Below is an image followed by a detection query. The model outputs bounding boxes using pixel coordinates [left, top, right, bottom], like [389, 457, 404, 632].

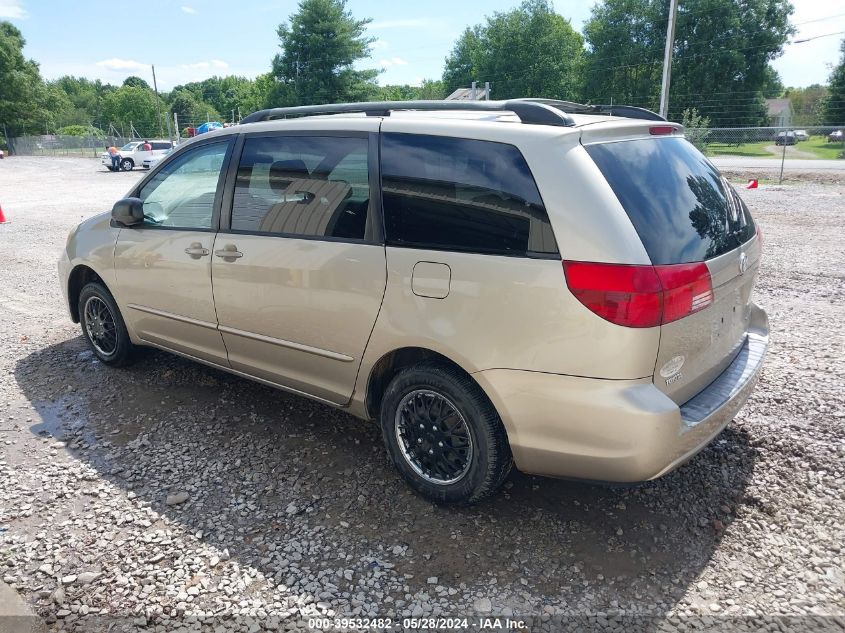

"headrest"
[269, 159, 309, 193]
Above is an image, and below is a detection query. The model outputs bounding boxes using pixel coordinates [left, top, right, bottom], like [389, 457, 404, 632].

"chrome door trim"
[217, 325, 355, 362]
[126, 303, 218, 330]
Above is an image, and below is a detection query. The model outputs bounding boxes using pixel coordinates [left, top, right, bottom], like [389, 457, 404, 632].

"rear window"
[381, 133, 558, 257]
[585, 137, 755, 264]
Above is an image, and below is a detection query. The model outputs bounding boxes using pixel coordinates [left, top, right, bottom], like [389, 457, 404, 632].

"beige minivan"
[59, 99, 768, 503]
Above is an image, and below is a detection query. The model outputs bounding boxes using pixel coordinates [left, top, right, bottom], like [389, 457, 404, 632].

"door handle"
[214, 244, 243, 260]
[184, 242, 209, 258]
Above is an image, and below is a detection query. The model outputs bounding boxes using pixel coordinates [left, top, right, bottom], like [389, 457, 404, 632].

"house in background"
[765, 98, 793, 127]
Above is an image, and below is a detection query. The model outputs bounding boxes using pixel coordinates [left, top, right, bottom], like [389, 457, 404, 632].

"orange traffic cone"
[746, 179, 758, 189]
[0, 203, 7, 224]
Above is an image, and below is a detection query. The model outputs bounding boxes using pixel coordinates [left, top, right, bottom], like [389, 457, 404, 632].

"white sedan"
[142, 148, 172, 169]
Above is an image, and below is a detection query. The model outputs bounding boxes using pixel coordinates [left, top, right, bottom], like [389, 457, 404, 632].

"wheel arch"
[67, 264, 108, 323]
[364, 346, 503, 427]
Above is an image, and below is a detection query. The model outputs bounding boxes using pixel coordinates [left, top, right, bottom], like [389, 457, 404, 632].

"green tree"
[761, 66, 785, 98]
[102, 86, 160, 137]
[784, 84, 828, 127]
[417, 79, 445, 100]
[270, 0, 379, 106]
[0, 21, 50, 135]
[50, 76, 115, 128]
[168, 88, 220, 127]
[370, 80, 446, 102]
[824, 37, 845, 125]
[56, 124, 104, 136]
[123, 76, 151, 90]
[443, 27, 482, 94]
[171, 75, 264, 120]
[443, 0, 583, 100]
[373, 84, 419, 101]
[583, 0, 794, 126]
[680, 107, 710, 152]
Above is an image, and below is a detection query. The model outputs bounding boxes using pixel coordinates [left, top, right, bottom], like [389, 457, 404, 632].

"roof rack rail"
[516, 98, 666, 122]
[239, 100, 577, 127]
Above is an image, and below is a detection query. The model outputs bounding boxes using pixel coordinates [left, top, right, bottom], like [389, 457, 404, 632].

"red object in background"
[746, 179, 758, 189]
[0, 203, 7, 224]
[186, 127, 196, 138]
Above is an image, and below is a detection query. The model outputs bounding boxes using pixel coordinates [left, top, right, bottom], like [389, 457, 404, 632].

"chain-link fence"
[6, 134, 193, 157]
[7, 135, 135, 158]
[706, 125, 842, 146]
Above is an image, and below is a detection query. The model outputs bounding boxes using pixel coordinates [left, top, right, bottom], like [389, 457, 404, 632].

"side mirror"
[111, 197, 144, 227]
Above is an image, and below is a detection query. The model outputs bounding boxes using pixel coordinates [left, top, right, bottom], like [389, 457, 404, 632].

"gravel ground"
[0, 157, 843, 632]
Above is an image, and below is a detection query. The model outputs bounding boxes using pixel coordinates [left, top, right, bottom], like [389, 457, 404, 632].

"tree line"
[2, 0, 845, 143]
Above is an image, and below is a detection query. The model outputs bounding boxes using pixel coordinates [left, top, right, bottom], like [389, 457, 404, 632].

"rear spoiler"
[513, 99, 666, 122]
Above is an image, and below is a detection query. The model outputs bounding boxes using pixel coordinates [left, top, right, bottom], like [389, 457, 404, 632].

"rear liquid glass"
[585, 137, 755, 265]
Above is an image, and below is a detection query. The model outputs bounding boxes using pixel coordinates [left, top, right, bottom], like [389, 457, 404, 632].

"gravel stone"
[165, 491, 190, 506]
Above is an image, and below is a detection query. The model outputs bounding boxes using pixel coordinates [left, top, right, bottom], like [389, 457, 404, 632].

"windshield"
[120, 142, 140, 151]
[586, 137, 755, 265]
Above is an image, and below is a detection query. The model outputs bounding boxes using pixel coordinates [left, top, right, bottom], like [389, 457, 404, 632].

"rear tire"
[78, 282, 134, 366]
[379, 362, 512, 504]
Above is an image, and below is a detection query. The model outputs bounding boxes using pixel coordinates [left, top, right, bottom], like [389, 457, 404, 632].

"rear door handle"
[184, 242, 209, 258]
[214, 244, 243, 260]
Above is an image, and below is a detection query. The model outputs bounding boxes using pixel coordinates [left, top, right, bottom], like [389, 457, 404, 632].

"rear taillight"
[654, 262, 714, 324]
[562, 261, 713, 328]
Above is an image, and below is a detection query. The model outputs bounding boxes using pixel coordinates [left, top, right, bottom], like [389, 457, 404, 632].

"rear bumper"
[474, 303, 769, 482]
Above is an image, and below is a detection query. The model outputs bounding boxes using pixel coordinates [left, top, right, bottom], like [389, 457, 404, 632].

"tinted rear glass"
[381, 133, 558, 257]
[586, 137, 755, 264]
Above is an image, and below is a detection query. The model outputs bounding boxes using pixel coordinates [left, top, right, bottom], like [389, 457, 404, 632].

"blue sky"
[1, 0, 842, 91]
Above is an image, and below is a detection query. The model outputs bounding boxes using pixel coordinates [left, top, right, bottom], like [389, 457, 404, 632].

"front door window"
[137, 141, 229, 229]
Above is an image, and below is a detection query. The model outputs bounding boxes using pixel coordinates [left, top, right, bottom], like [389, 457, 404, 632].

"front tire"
[120, 158, 133, 171]
[380, 363, 512, 504]
[78, 282, 134, 366]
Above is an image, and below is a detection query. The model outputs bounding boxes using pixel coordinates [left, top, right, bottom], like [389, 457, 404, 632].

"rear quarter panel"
[356, 247, 661, 406]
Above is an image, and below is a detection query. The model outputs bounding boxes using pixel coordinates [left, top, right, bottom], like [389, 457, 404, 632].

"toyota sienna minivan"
[59, 99, 768, 503]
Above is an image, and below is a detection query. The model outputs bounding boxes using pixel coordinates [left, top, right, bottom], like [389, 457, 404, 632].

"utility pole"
[151, 65, 164, 137]
[659, 0, 679, 120]
[471, 81, 477, 101]
[484, 81, 490, 101]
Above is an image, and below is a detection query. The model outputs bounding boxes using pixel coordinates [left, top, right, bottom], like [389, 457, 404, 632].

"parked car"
[775, 131, 797, 146]
[828, 130, 844, 143]
[60, 100, 768, 504]
[142, 148, 172, 169]
[101, 140, 174, 171]
[793, 129, 809, 141]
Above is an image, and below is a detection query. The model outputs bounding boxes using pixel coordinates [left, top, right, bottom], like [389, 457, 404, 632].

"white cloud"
[96, 58, 148, 71]
[369, 18, 437, 30]
[181, 5, 197, 14]
[180, 59, 228, 70]
[0, 0, 27, 19]
[379, 57, 409, 68]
